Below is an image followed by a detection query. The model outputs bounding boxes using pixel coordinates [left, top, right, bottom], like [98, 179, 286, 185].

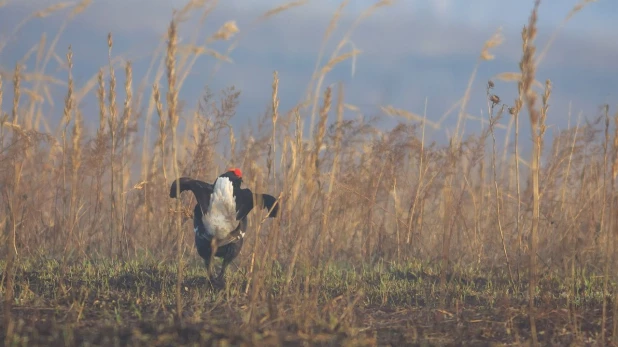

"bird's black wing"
[259, 193, 279, 218]
[235, 188, 279, 221]
[169, 177, 213, 215]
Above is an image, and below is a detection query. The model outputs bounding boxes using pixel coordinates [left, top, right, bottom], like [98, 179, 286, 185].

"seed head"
[489, 94, 500, 105]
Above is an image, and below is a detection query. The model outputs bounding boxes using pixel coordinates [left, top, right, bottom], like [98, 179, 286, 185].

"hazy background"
[1, 0, 616, 152]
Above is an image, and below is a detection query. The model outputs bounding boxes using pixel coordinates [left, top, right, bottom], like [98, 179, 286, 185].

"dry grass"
[1, 0, 616, 346]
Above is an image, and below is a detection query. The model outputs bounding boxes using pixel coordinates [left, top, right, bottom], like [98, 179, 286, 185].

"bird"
[169, 168, 279, 287]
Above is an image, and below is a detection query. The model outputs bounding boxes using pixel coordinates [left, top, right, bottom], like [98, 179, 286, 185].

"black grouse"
[169, 168, 279, 286]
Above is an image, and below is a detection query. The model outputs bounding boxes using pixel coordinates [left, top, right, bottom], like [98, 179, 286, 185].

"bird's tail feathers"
[203, 177, 239, 240]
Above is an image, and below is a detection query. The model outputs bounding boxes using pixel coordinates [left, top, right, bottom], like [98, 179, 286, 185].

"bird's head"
[218, 167, 243, 189]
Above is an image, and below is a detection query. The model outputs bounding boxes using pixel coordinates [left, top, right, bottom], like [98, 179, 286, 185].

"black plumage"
[169, 168, 279, 286]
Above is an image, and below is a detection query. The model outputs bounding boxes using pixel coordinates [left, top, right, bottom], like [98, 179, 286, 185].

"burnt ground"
[1, 259, 614, 346]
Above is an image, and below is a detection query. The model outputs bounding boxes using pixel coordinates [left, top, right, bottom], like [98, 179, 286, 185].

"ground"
[0, 258, 612, 346]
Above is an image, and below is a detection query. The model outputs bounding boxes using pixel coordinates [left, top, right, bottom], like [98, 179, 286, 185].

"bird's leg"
[208, 238, 219, 285]
[216, 258, 231, 287]
[204, 256, 213, 279]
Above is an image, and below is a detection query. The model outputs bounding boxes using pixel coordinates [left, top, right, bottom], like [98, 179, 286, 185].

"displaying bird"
[169, 168, 279, 287]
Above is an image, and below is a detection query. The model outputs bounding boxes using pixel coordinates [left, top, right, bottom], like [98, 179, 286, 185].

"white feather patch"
[202, 176, 239, 240]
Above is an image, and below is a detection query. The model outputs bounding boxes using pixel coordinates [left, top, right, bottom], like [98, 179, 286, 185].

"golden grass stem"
[120, 61, 133, 257]
[3, 63, 22, 346]
[107, 33, 118, 258]
[486, 90, 514, 286]
[164, 18, 184, 325]
[520, 2, 542, 345]
[601, 104, 610, 343]
[612, 111, 618, 342]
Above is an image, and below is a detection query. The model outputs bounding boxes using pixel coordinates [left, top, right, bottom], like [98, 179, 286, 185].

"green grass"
[1, 257, 612, 346]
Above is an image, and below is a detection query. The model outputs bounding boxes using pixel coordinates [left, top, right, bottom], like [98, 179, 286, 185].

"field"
[1, 0, 617, 346]
[1, 258, 612, 345]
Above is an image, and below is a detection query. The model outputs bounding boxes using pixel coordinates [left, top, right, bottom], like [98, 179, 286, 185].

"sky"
[0, 0, 616, 153]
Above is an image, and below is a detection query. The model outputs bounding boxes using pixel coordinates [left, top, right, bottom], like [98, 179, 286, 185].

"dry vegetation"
[1, 0, 617, 346]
